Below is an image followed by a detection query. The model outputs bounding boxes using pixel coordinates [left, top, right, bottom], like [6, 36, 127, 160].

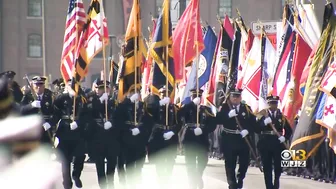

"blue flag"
[181, 26, 217, 105]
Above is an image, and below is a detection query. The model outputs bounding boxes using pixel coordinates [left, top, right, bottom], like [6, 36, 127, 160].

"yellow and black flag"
[117, 0, 147, 102]
[72, 0, 109, 93]
[149, 0, 175, 99]
[290, 3, 336, 158]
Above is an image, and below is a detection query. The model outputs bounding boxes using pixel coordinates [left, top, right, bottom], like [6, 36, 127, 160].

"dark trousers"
[148, 143, 177, 188]
[95, 153, 118, 188]
[58, 139, 85, 189]
[184, 144, 208, 189]
[124, 145, 146, 186]
[117, 148, 126, 185]
[222, 146, 250, 189]
[259, 148, 282, 189]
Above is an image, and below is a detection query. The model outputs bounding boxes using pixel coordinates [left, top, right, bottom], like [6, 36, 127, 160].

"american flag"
[60, 0, 86, 82]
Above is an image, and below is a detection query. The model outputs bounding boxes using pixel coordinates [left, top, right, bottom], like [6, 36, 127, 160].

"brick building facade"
[0, 0, 325, 87]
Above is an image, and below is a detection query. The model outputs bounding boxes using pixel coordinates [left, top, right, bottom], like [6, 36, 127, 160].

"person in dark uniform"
[216, 88, 257, 189]
[84, 86, 96, 163]
[256, 95, 292, 189]
[0, 71, 23, 103]
[114, 86, 153, 187]
[52, 78, 65, 95]
[52, 80, 87, 189]
[178, 88, 216, 189]
[147, 86, 182, 188]
[20, 76, 54, 146]
[87, 80, 120, 189]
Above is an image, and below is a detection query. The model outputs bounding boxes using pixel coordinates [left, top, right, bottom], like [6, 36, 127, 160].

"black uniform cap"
[0, 78, 14, 112]
[96, 80, 110, 88]
[230, 88, 243, 95]
[32, 76, 46, 84]
[267, 95, 280, 103]
[190, 88, 203, 96]
[0, 71, 16, 79]
[159, 86, 170, 93]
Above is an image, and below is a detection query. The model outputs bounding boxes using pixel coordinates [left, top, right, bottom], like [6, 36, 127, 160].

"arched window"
[28, 0, 42, 17]
[218, 0, 232, 18]
[28, 34, 42, 58]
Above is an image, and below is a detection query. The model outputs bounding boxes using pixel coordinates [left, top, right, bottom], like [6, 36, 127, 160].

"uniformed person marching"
[114, 86, 153, 187]
[20, 76, 54, 146]
[256, 95, 292, 189]
[0, 71, 23, 103]
[216, 88, 257, 189]
[178, 88, 216, 189]
[147, 86, 182, 188]
[52, 80, 87, 189]
[87, 80, 120, 189]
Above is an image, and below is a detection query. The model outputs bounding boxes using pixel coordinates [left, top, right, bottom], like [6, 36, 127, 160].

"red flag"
[223, 15, 234, 40]
[172, 0, 204, 82]
[299, 43, 318, 98]
[282, 33, 312, 127]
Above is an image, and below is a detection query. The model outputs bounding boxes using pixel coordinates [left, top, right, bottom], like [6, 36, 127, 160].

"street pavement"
[55, 156, 336, 189]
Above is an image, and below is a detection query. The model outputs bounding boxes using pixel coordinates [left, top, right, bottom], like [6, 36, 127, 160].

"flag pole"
[165, 0, 169, 127]
[196, 1, 200, 128]
[103, 38, 108, 121]
[42, 0, 47, 77]
[134, 33, 138, 126]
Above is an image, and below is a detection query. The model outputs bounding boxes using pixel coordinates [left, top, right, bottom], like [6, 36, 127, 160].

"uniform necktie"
[37, 95, 41, 101]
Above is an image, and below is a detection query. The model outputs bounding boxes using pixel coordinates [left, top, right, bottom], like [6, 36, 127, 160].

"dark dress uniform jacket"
[20, 89, 54, 143]
[148, 103, 182, 153]
[114, 98, 153, 149]
[217, 102, 257, 150]
[178, 103, 217, 149]
[87, 94, 120, 155]
[52, 93, 87, 141]
[256, 109, 292, 150]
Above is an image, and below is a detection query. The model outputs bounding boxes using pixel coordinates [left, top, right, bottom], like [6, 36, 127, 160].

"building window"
[218, 0, 232, 17]
[28, 34, 42, 58]
[28, 0, 42, 17]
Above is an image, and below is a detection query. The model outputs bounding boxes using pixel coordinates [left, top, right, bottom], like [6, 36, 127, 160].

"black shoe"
[73, 177, 83, 188]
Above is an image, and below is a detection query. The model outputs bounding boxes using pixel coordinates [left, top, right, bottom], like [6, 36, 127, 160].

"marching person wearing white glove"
[216, 88, 258, 189]
[114, 85, 148, 187]
[52, 78, 87, 189]
[178, 88, 216, 189]
[146, 86, 182, 188]
[86, 80, 121, 187]
[20, 75, 55, 146]
[256, 95, 293, 189]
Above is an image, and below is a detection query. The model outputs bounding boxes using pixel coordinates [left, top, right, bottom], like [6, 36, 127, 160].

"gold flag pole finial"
[236, 8, 241, 17]
[216, 14, 222, 25]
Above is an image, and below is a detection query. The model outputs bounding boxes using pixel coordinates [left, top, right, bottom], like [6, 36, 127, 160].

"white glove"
[99, 93, 109, 103]
[42, 122, 51, 131]
[159, 97, 170, 106]
[278, 136, 286, 143]
[228, 109, 238, 118]
[130, 93, 140, 103]
[240, 129, 249, 138]
[163, 131, 175, 140]
[104, 121, 112, 130]
[194, 127, 203, 136]
[131, 128, 140, 136]
[264, 117, 272, 126]
[70, 121, 78, 130]
[192, 97, 200, 105]
[68, 88, 76, 97]
[54, 137, 59, 148]
[31, 100, 41, 108]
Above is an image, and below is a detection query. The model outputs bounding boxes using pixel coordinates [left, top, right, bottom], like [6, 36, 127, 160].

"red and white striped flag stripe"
[60, 0, 86, 82]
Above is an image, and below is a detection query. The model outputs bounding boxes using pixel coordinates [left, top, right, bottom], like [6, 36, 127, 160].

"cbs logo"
[281, 149, 307, 161]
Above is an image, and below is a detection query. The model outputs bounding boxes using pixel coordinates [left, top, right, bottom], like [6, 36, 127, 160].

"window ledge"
[26, 57, 43, 60]
[26, 16, 42, 19]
